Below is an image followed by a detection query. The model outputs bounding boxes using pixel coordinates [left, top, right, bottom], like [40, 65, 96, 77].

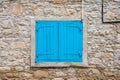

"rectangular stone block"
[6, 73, 19, 78]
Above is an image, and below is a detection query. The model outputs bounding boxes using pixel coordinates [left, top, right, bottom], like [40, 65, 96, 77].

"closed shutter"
[35, 21, 83, 63]
[59, 21, 83, 62]
[35, 21, 58, 62]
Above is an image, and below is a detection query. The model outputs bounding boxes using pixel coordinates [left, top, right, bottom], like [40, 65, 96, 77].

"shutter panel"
[35, 21, 83, 63]
[59, 21, 83, 62]
[35, 21, 58, 62]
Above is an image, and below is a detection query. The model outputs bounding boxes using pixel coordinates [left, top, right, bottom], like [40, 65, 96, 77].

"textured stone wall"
[103, 0, 120, 22]
[0, 0, 120, 80]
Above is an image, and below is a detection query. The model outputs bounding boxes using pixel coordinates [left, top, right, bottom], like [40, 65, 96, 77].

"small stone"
[0, 51, 9, 57]
[21, 72, 32, 78]
[33, 70, 49, 78]
[12, 41, 25, 49]
[0, 41, 8, 48]
[68, 78, 77, 80]
[67, 68, 76, 77]
[53, 0, 59, 4]
[34, 8, 44, 16]
[29, 6, 36, 11]
[20, 0, 29, 3]
[29, 79, 38, 80]
[103, 53, 114, 58]
[104, 72, 116, 77]
[0, 67, 11, 73]
[52, 78, 64, 80]
[118, 34, 120, 41]
[6, 73, 19, 78]
[15, 66, 24, 71]
[8, 3, 23, 16]
[89, 69, 100, 74]
[78, 77, 86, 80]
[90, 58, 101, 64]
[55, 71, 66, 77]
[1, 20, 11, 29]
[3, 29, 12, 35]
[95, 53, 102, 58]
[65, 9, 77, 16]
[41, 78, 50, 80]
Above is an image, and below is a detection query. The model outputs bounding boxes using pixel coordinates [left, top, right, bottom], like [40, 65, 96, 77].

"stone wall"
[103, 0, 120, 22]
[0, 0, 120, 80]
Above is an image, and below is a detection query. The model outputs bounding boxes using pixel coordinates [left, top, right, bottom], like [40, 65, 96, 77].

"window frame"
[31, 18, 88, 67]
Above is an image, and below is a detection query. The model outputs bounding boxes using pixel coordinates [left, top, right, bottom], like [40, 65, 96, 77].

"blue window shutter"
[35, 21, 58, 62]
[59, 21, 83, 62]
[35, 21, 83, 62]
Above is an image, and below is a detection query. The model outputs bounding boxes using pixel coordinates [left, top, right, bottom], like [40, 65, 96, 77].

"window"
[31, 20, 88, 67]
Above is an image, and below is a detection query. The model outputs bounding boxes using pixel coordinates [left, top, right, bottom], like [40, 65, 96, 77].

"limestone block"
[8, 3, 23, 16]
[65, 9, 77, 16]
[21, 72, 32, 78]
[55, 71, 66, 77]
[95, 53, 102, 58]
[102, 53, 114, 58]
[104, 72, 116, 77]
[0, 51, 9, 57]
[89, 69, 100, 74]
[0, 41, 8, 49]
[3, 29, 12, 35]
[33, 70, 49, 78]
[90, 58, 101, 64]
[34, 8, 44, 16]
[40, 78, 50, 80]
[6, 72, 19, 78]
[28, 79, 38, 80]
[52, 78, 64, 80]
[12, 41, 25, 49]
[68, 78, 77, 80]
[0, 67, 11, 73]
[78, 77, 87, 80]
[15, 66, 24, 71]
[20, 0, 29, 3]
[1, 20, 12, 29]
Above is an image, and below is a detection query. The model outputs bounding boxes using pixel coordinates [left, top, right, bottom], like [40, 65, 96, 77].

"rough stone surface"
[21, 0, 29, 3]
[55, 71, 67, 77]
[6, 73, 19, 78]
[0, 67, 11, 73]
[0, 0, 120, 80]
[12, 41, 26, 49]
[52, 78, 64, 80]
[8, 3, 23, 16]
[103, 0, 120, 21]
[33, 70, 49, 78]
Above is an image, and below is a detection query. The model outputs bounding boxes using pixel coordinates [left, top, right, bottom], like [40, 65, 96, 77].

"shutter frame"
[31, 19, 88, 67]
